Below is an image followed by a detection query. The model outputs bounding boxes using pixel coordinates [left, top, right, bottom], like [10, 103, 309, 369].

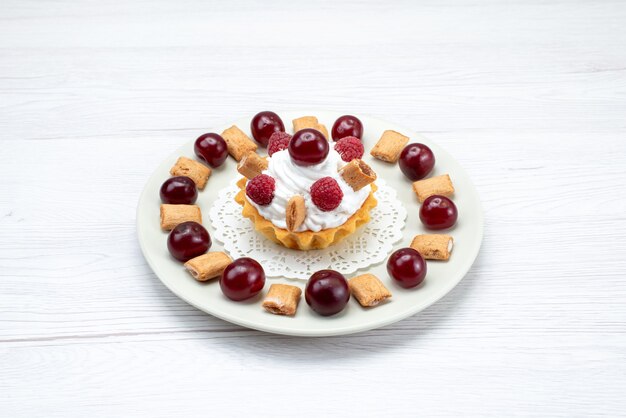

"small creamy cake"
[250, 148, 369, 232]
[234, 128, 377, 250]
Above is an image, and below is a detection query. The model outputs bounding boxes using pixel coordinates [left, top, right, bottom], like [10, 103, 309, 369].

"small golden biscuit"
[160, 204, 202, 230]
[292, 116, 328, 138]
[348, 274, 392, 307]
[316, 123, 329, 139]
[221, 125, 258, 161]
[169, 157, 211, 190]
[237, 151, 268, 179]
[286, 195, 306, 232]
[370, 130, 409, 163]
[339, 159, 377, 191]
[262, 284, 302, 316]
[412, 174, 455, 203]
[184, 252, 232, 282]
[410, 234, 453, 260]
[292, 116, 318, 132]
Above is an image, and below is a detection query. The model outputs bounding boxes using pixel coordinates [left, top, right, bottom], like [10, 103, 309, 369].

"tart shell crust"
[234, 177, 378, 250]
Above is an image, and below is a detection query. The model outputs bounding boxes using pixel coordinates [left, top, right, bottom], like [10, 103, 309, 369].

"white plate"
[137, 111, 483, 337]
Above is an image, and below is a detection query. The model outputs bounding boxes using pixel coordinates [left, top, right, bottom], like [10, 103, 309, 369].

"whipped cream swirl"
[246, 149, 371, 232]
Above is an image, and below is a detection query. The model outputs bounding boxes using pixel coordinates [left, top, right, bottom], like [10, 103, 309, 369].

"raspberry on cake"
[246, 174, 276, 206]
[311, 177, 343, 211]
[267, 131, 292, 156]
[334, 136, 364, 162]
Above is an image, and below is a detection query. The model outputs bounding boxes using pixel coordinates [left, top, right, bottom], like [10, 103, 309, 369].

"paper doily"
[209, 178, 407, 281]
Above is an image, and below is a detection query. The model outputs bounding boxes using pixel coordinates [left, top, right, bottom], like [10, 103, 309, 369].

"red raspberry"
[334, 136, 364, 162]
[246, 174, 275, 206]
[310, 177, 343, 211]
[267, 131, 292, 156]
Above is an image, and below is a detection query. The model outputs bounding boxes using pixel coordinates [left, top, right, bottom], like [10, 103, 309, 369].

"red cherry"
[331, 115, 363, 141]
[305, 270, 350, 316]
[160, 176, 197, 204]
[167, 221, 211, 262]
[250, 111, 285, 147]
[399, 143, 435, 181]
[288, 128, 329, 166]
[194, 133, 228, 168]
[220, 258, 265, 301]
[419, 195, 458, 230]
[387, 248, 427, 289]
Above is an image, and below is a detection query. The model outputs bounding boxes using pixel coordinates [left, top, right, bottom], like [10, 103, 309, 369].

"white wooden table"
[2, 1, 625, 416]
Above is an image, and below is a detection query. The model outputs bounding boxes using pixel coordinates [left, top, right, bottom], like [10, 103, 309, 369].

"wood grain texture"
[1, 0, 625, 416]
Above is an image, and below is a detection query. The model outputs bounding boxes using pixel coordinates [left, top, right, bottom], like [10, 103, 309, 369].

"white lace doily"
[209, 178, 407, 281]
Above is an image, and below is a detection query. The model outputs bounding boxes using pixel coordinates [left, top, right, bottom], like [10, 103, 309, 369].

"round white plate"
[137, 111, 483, 337]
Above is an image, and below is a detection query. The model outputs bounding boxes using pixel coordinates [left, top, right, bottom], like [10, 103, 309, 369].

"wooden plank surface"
[1, 0, 625, 416]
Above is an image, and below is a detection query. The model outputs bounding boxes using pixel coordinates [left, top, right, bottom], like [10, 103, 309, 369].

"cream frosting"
[246, 149, 371, 232]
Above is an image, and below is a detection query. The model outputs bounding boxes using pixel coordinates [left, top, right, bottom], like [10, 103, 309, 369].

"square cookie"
[349, 274, 392, 307]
